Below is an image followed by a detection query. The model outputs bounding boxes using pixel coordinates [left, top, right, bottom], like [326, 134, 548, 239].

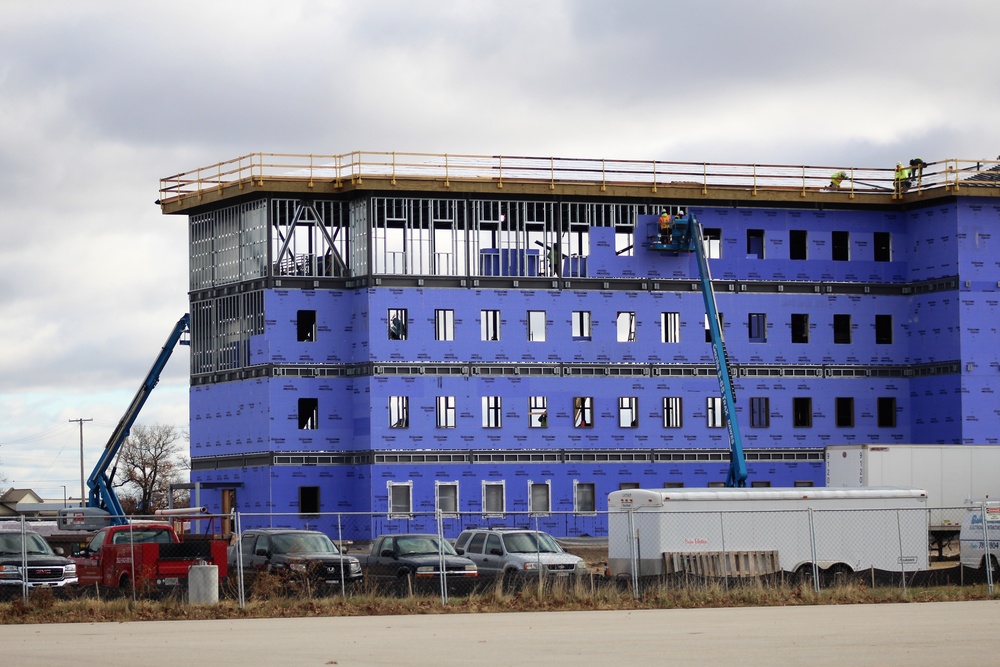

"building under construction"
[158, 152, 1000, 538]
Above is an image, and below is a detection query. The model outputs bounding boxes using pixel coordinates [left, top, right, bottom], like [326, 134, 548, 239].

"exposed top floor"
[159, 151, 1000, 215]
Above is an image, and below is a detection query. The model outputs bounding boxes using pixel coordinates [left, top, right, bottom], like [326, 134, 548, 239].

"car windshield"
[502, 532, 562, 554]
[395, 536, 456, 556]
[0, 533, 55, 555]
[111, 529, 173, 544]
[271, 533, 338, 555]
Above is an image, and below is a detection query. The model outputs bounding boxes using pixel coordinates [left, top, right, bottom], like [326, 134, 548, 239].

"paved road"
[3, 601, 997, 666]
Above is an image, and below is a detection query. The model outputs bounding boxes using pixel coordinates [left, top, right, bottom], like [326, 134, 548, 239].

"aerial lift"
[643, 213, 748, 487]
[60, 314, 191, 528]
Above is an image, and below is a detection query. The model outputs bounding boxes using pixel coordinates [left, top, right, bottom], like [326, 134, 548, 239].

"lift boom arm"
[86, 314, 191, 523]
[644, 214, 747, 487]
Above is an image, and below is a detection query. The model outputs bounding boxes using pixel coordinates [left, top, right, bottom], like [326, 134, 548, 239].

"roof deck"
[158, 151, 1000, 214]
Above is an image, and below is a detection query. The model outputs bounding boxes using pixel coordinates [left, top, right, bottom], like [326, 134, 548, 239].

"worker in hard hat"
[658, 211, 672, 245]
[894, 162, 912, 194]
[829, 171, 848, 190]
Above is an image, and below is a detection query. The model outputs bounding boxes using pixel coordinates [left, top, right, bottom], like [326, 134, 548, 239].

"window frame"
[436, 395, 456, 429]
[706, 396, 724, 428]
[434, 309, 455, 341]
[574, 481, 597, 514]
[482, 395, 502, 428]
[572, 310, 592, 340]
[749, 397, 770, 428]
[387, 480, 413, 519]
[482, 480, 506, 517]
[388, 308, 408, 340]
[661, 311, 680, 343]
[529, 396, 548, 428]
[573, 396, 594, 428]
[663, 396, 683, 428]
[481, 309, 501, 341]
[527, 310, 546, 342]
[528, 480, 551, 515]
[389, 395, 409, 429]
[618, 396, 639, 428]
[435, 481, 459, 515]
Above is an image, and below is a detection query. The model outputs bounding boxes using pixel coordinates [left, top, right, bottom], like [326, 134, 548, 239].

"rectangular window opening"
[575, 482, 596, 513]
[618, 396, 639, 428]
[832, 231, 850, 261]
[663, 396, 683, 428]
[482, 396, 502, 428]
[661, 312, 680, 343]
[298, 398, 318, 430]
[789, 230, 807, 260]
[436, 396, 456, 428]
[748, 313, 767, 343]
[529, 396, 548, 428]
[836, 397, 854, 428]
[706, 397, 724, 428]
[834, 314, 852, 345]
[388, 482, 412, 517]
[791, 313, 809, 344]
[878, 397, 897, 428]
[528, 310, 546, 342]
[529, 482, 550, 514]
[874, 232, 891, 262]
[296, 310, 317, 342]
[481, 309, 501, 341]
[703, 228, 722, 259]
[388, 308, 408, 340]
[617, 311, 636, 342]
[750, 397, 770, 428]
[299, 486, 319, 517]
[747, 229, 764, 259]
[436, 482, 458, 514]
[875, 314, 893, 345]
[483, 482, 505, 516]
[435, 309, 455, 341]
[389, 396, 409, 428]
[793, 397, 813, 428]
[572, 311, 592, 341]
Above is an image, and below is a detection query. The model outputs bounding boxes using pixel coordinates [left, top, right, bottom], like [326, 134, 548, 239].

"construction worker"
[894, 162, 912, 194]
[909, 158, 927, 184]
[829, 171, 848, 189]
[658, 211, 672, 245]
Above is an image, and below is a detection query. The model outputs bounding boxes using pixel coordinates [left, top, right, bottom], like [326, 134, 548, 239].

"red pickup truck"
[73, 523, 227, 594]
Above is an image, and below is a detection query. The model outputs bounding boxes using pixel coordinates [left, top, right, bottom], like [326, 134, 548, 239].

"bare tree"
[112, 423, 187, 515]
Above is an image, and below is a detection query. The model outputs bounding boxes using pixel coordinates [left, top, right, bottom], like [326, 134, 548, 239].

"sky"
[1, 0, 999, 501]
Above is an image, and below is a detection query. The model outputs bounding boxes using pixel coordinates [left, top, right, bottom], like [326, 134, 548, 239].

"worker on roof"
[829, 171, 848, 190]
[658, 211, 672, 245]
[909, 157, 927, 184]
[894, 162, 912, 194]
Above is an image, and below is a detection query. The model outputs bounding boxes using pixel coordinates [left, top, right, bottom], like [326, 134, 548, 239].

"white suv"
[454, 529, 587, 587]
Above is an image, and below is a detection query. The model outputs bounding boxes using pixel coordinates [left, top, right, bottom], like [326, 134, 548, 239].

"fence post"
[808, 508, 819, 593]
[628, 508, 639, 599]
[896, 509, 908, 595]
[235, 510, 245, 609]
[337, 513, 346, 598]
[19, 516, 28, 605]
[981, 502, 994, 594]
[719, 512, 729, 592]
[436, 509, 448, 605]
[534, 514, 543, 595]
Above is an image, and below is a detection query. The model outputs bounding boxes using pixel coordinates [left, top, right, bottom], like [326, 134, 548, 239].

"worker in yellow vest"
[894, 162, 912, 193]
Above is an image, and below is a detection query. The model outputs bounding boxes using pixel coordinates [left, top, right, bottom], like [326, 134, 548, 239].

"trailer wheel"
[981, 555, 1000, 577]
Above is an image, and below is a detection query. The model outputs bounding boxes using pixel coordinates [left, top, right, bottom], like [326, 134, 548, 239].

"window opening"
[618, 396, 639, 428]
[388, 308, 407, 340]
[663, 397, 683, 428]
[789, 230, 807, 260]
[836, 397, 854, 428]
[572, 311, 592, 340]
[528, 310, 546, 342]
[834, 314, 852, 344]
[661, 312, 680, 343]
[793, 397, 813, 428]
[435, 309, 454, 341]
[832, 231, 850, 261]
[436, 482, 458, 514]
[875, 314, 893, 345]
[297, 310, 316, 342]
[529, 396, 548, 428]
[878, 397, 897, 428]
[389, 396, 409, 428]
[747, 229, 764, 259]
[482, 396, 502, 428]
[617, 312, 636, 342]
[575, 482, 596, 513]
[483, 481, 505, 516]
[299, 486, 319, 516]
[529, 482, 550, 514]
[573, 397, 594, 428]
[703, 228, 722, 259]
[298, 398, 318, 430]
[750, 397, 769, 428]
[791, 313, 809, 344]
[436, 396, 456, 428]
[706, 397, 724, 428]
[388, 481, 412, 517]
[481, 309, 501, 341]
[874, 232, 891, 262]
[748, 313, 767, 343]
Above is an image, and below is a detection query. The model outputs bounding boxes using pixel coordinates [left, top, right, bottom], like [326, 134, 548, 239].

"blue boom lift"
[642, 213, 748, 487]
[83, 314, 191, 524]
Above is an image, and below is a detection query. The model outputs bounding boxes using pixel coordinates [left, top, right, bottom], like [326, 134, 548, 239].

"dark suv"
[0, 529, 78, 598]
[229, 529, 362, 594]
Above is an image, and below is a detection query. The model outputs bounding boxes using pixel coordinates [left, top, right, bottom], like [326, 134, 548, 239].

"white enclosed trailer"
[607, 487, 929, 578]
[825, 444, 1000, 532]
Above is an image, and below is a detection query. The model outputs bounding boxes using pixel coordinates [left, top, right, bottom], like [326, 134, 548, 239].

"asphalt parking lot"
[2, 600, 998, 666]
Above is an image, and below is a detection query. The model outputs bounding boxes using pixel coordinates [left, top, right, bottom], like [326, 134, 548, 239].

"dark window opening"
[297, 310, 317, 342]
[789, 230, 807, 260]
[834, 314, 852, 344]
[793, 397, 812, 428]
[832, 231, 850, 261]
[298, 398, 318, 430]
[791, 313, 809, 343]
[748, 313, 766, 343]
[299, 486, 320, 516]
[750, 397, 769, 428]
[388, 308, 407, 340]
[875, 314, 893, 345]
[874, 232, 891, 262]
[747, 229, 764, 259]
[878, 397, 897, 428]
[836, 397, 854, 428]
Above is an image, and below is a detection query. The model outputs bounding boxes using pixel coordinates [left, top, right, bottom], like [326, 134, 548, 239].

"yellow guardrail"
[158, 151, 1000, 205]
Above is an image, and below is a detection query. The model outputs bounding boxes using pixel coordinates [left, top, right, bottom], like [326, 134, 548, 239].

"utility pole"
[69, 418, 92, 507]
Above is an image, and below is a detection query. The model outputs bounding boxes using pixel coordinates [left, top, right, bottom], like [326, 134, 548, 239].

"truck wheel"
[118, 575, 133, 598]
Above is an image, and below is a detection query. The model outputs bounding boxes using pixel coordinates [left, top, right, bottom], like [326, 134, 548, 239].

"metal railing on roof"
[158, 151, 1000, 205]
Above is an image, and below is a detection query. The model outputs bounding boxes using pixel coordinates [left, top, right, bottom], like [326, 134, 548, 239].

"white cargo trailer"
[607, 487, 929, 578]
[825, 444, 1000, 535]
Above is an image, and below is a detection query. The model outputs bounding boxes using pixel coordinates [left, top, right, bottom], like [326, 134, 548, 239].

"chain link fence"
[2, 504, 997, 606]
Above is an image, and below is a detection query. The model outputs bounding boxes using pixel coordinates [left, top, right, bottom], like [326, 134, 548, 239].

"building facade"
[159, 152, 1000, 538]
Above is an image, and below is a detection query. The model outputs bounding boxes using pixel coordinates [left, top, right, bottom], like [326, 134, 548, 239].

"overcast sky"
[1, 0, 998, 500]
